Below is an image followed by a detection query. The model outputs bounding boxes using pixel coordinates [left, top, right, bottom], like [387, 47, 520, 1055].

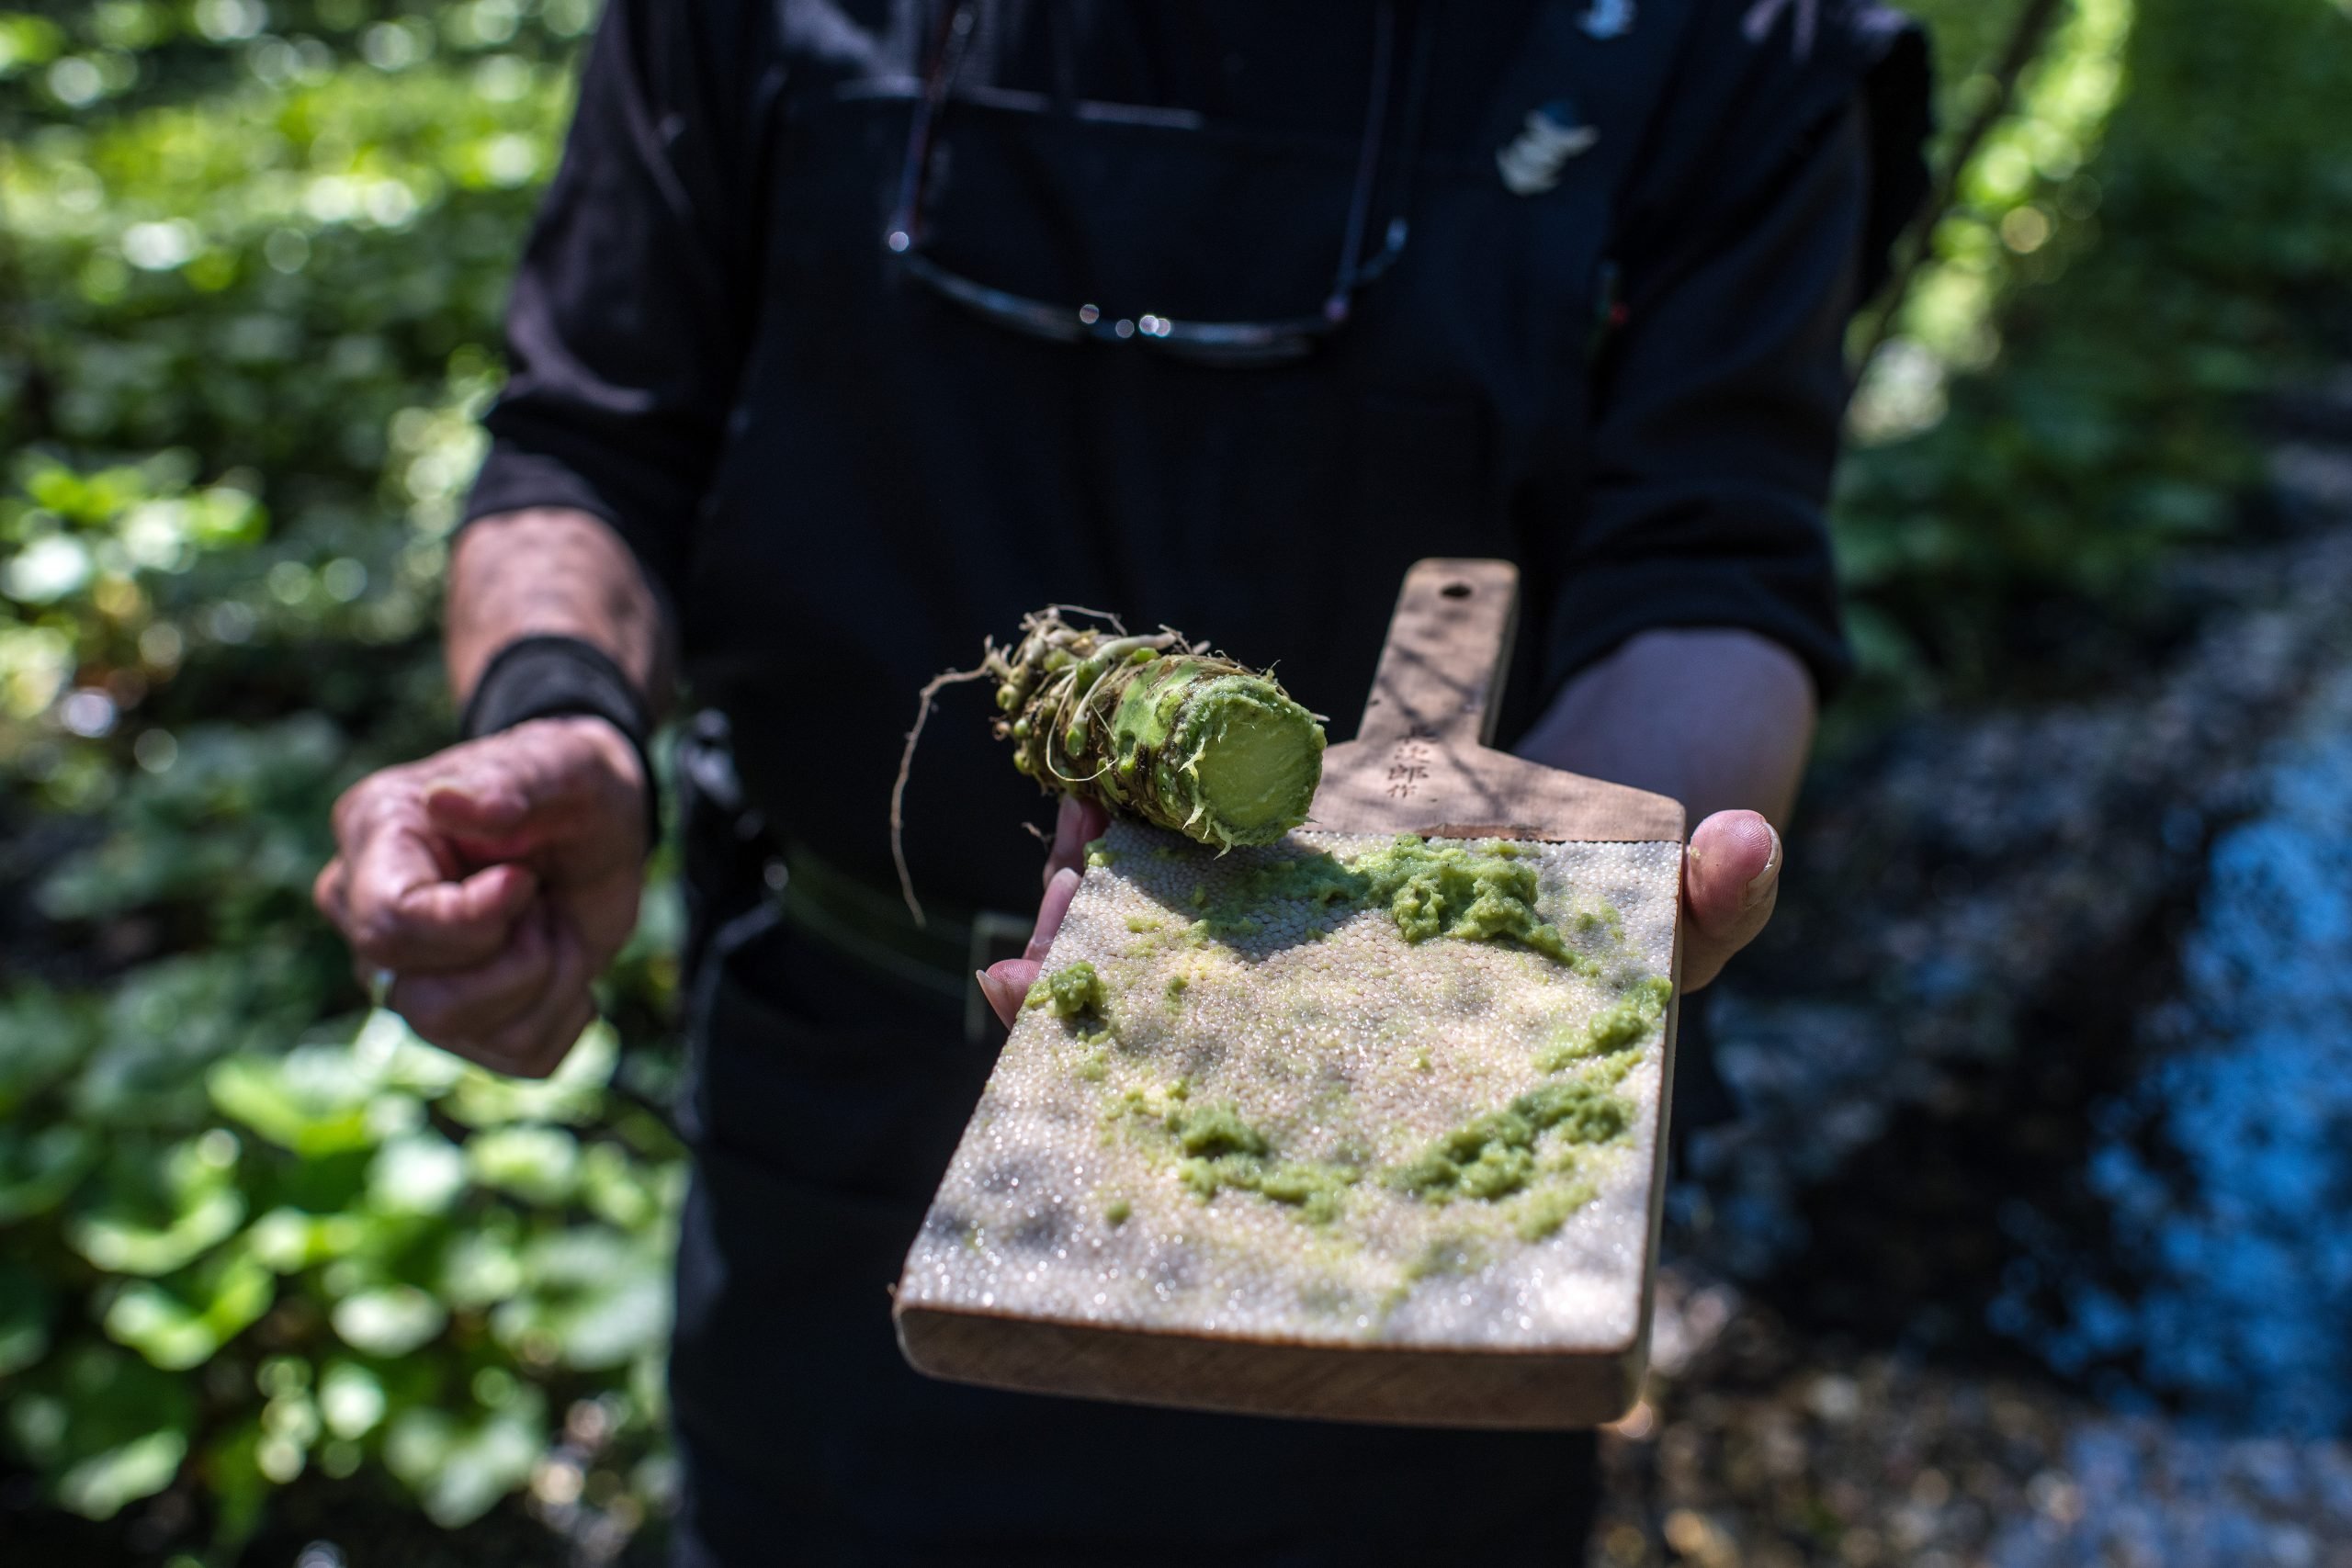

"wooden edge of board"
[1311, 740, 1688, 845]
[1628, 936, 1684, 1416]
[891, 1303, 1645, 1430]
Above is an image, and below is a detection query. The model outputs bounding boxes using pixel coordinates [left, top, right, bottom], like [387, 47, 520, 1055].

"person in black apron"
[315, 3, 1929, 1562]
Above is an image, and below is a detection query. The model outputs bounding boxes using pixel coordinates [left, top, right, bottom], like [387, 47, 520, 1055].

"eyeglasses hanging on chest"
[883, 0, 1430, 368]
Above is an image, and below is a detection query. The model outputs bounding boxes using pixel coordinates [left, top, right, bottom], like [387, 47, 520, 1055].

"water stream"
[1994, 668, 2352, 1438]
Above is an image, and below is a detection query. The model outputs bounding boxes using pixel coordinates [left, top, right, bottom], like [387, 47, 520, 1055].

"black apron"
[679, 2, 1657, 917]
[664, 14, 1635, 1559]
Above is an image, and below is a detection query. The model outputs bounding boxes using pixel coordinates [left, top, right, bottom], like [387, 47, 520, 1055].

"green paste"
[1514, 1177, 1600, 1242]
[1539, 975, 1672, 1070]
[1071, 838, 1673, 1235]
[1387, 1073, 1635, 1204]
[1025, 960, 1107, 1019]
[1353, 837, 1573, 960]
[1192, 835, 1625, 968]
[1117, 1061, 1634, 1227]
[1159, 1101, 1360, 1223]
[1168, 1101, 1265, 1158]
[1572, 904, 1626, 942]
[1402, 1237, 1485, 1284]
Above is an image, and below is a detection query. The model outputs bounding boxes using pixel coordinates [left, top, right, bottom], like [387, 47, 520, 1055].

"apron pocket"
[686, 905, 998, 1202]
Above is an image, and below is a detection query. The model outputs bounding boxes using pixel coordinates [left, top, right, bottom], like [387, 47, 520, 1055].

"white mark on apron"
[1497, 100, 1600, 196]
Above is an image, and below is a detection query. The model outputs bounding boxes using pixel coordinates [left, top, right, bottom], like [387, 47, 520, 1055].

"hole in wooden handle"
[1439, 581, 1473, 600]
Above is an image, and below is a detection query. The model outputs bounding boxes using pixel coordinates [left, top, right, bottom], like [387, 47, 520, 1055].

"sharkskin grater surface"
[899, 820, 1679, 1350]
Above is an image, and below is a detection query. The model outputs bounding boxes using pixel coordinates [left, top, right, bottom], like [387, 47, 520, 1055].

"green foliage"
[0, 3, 684, 1560]
[1838, 0, 2352, 712]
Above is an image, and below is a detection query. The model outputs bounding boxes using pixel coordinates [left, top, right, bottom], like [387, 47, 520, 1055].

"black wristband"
[460, 635, 661, 852]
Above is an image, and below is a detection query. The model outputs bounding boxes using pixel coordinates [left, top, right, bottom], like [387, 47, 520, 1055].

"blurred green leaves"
[102, 1248, 275, 1369]
[1838, 0, 2352, 712]
[8, 1341, 197, 1520]
[385, 1387, 547, 1529]
[2, 981, 684, 1547]
[66, 1134, 248, 1275]
[0, 9, 681, 1555]
[0, 1122, 101, 1224]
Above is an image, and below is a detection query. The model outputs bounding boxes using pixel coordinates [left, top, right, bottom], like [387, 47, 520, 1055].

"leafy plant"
[0, 3, 685, 1560]
[1838, 0, 2352, 716]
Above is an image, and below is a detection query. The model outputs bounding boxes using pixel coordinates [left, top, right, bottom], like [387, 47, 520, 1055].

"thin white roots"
[1038, 628, 1183, 791]
[888, 611, 1141, 923]
[890, 659, 996, 927]
[890, 606, 1256, 923]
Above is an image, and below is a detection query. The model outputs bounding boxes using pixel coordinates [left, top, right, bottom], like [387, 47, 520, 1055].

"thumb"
[1679, 810, 1781, 992]
[419, 724, 616, 852]
[422, 769, 529, 838]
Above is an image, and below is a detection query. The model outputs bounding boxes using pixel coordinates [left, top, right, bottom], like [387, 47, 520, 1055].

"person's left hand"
[973, 797, 1781, 1030]
[1673, 808, 1781, 991]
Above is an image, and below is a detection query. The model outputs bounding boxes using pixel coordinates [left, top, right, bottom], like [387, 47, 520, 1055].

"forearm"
[1515, 628, 1816, 829]
[447, 508, 675, 713]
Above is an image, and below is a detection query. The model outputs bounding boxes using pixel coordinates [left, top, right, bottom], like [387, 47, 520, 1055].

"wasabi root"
[894, 605, 1326, 920]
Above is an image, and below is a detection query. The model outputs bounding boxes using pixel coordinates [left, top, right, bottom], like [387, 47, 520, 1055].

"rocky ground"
[1587, 380, 2352, 1566]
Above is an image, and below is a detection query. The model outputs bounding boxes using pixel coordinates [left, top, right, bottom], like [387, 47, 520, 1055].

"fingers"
[978, 863, 1084, 1033]
[464, 915, 598, 1078]
[1044, 795, 1112, 888]
[421, 718, 647, 862]
[978, 960, 1039, 1030]
[399, 907, 597, 1079]
[318, 722, 647, 992]
[318, 728, 629, 1078]
[1679, 810, 1782, 993]
[978, 801, 1114, 1032]
[383, 902, 558, 1043]
[469, 991, 599, 1081]
[322, 829, 540, 973]
[1025, 867, 1081, 962]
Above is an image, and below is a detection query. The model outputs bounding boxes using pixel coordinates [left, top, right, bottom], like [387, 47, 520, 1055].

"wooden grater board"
[894, 559, 1686, 1427]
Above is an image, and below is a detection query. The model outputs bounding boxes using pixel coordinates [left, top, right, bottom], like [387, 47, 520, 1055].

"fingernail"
[1741, 824, 1783, 909]
[975, 969, 1012, 1021]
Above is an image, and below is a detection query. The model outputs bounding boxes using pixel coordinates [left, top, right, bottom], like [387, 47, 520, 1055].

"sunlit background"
[5, 1, 2352, 1562]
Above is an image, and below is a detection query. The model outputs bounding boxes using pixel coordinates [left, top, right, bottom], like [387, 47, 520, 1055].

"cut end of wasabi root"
[1162, 674, 1326, 849]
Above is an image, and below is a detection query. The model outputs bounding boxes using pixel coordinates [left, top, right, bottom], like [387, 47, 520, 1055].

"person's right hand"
[313, 716, 648, 1078]
[974, 795, 1111, 1029]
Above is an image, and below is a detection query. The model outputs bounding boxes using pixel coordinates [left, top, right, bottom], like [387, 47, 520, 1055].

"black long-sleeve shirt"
[466, 0, 1929, 915]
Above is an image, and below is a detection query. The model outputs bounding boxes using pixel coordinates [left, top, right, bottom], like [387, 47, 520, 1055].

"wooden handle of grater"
[1352, 558, 1522, 750]
[1310, 558, 1684, 843]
